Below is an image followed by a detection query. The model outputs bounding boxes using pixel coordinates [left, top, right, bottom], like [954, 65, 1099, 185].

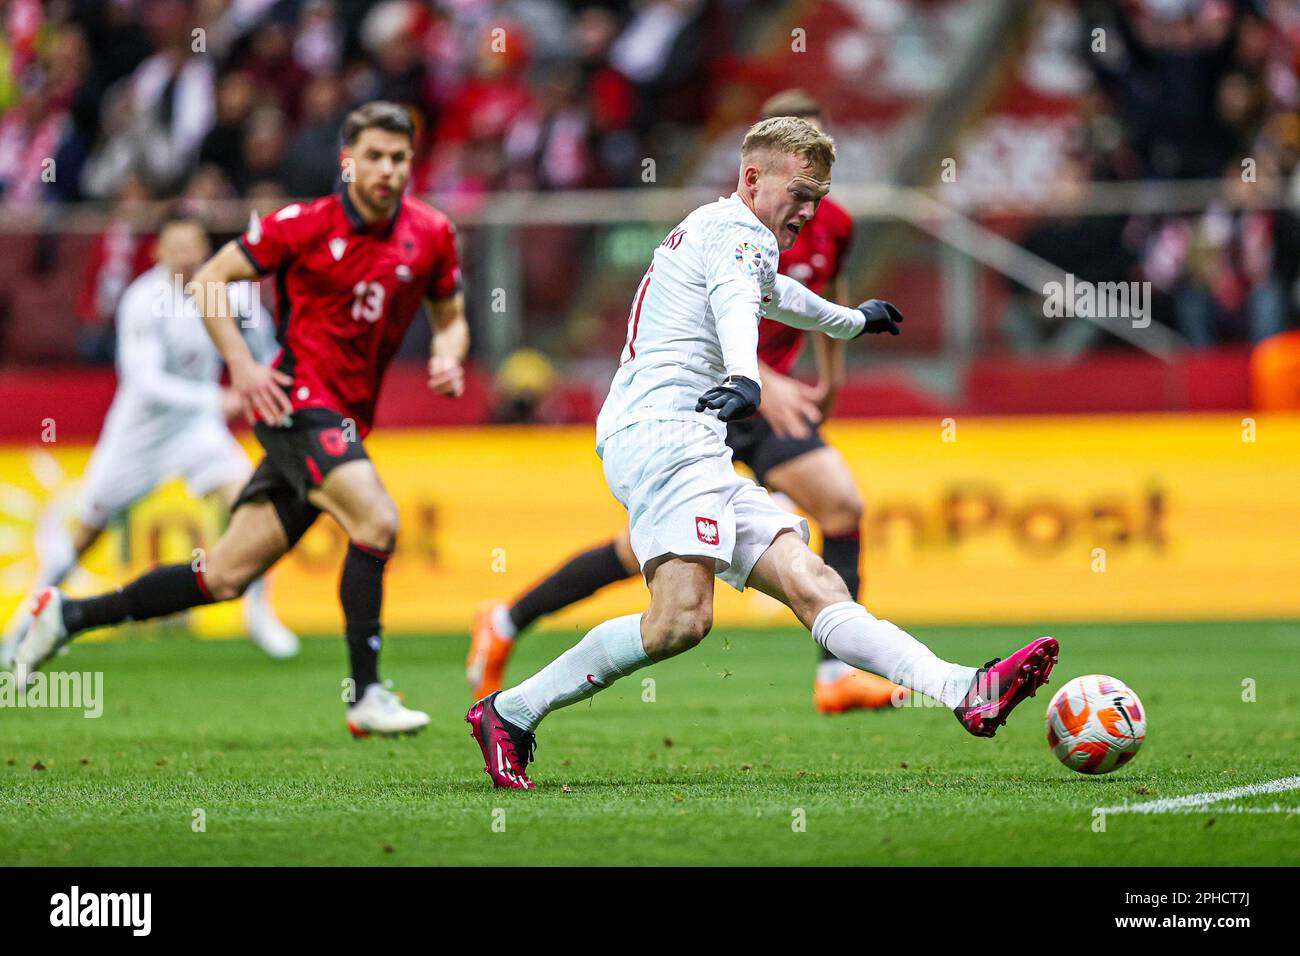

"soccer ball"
[1045, 674, 1146, 774]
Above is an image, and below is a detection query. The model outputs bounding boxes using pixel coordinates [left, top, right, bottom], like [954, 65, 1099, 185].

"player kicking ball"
[13, 102, 468, 737]
[0, 216, 298, 666]
[467, 117, 1058, 788]
[466, 90, 904, 714]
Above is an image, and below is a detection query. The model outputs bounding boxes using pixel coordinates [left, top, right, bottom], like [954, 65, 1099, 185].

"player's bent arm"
[229, 281, 279, 365]
[696, 223, 767, 419]
[771, 273, 864, 339]
[702, 220, 765, 382]
[831, 274, 849, 309]
[426, 293, 468, 397]
[696, 283, 763, 422]
[193, 241, 293, 423]
[708, 279, 763, 383]
[428, 293, 469, 361]
[193, 241, 262, 369]
[810, 333, 846, 419]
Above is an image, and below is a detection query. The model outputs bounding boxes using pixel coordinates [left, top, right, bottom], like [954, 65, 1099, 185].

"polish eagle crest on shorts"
[696, 516, 720, 545]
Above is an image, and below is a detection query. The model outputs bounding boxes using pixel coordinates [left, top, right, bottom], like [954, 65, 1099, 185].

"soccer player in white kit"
[1, 216, 297, 663]
[467, 117, 1059, 788]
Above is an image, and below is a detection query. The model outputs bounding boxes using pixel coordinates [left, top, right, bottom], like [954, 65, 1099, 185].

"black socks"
[509, 541, 631, 635]
[62, 563, 215, 636]
[341, 542, 389, 693]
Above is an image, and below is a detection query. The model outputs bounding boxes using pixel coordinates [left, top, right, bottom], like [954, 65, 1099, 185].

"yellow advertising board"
[1, 413, 1297, 637]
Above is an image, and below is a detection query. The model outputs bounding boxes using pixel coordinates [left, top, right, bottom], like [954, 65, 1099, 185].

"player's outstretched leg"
[466, 554, 711, 788]
[765, 448, 907, 713]
[11, 500, 290, 686]
[748, 531, 1058, 737]
[815, 529, 908, 712]
[467, 534, 637, 698]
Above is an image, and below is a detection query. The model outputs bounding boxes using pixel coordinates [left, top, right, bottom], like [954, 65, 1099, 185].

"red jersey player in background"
[466, 90, 906, 715]
[13, 102, 470, 737]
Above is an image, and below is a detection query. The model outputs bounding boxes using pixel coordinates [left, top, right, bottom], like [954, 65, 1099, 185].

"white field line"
[1165, 805, 1300, 815]
[1100, 774, 1300, 815]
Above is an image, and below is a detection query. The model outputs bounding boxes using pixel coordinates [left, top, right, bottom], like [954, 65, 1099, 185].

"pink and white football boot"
[466, 692, 537, 789]
[954, 636, 1060, 738]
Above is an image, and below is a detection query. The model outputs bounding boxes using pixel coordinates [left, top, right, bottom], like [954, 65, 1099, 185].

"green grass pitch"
[2, 620, 1297, 866]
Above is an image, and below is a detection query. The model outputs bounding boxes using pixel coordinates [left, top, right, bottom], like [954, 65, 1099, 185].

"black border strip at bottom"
[0, 866, 1282, 940]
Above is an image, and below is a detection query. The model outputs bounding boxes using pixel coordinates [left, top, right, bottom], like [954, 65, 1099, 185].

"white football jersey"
[103, 265, 274, 443]
[596, 193, 779, 451]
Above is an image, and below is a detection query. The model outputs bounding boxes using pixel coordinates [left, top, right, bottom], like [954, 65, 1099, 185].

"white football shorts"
[600, 419, 809, 591]
[80, 411, 250, 528]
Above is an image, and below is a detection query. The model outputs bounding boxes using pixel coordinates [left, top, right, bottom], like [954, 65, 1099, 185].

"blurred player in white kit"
[466, 116, 1059, 788]
[2, 215, 298, 664]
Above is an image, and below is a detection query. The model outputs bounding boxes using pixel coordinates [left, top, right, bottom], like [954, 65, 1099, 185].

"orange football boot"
[814, 668, 909, 714]
[466, 603, 516, 699]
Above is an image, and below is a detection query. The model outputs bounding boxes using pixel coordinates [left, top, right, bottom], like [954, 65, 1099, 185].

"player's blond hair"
[740, 116, 835, 178]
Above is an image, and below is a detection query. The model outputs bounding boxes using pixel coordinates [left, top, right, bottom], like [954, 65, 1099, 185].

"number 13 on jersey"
[352, 281, 386, 323]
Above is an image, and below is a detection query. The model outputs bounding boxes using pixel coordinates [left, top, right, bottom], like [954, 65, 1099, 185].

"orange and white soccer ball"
[1045, 674, 1146, 774]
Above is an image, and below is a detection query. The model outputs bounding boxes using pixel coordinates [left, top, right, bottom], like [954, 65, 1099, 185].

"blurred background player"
[0, 214, 298, 665]
[11, 102, 469, 737]
[466, 90, 906, 715]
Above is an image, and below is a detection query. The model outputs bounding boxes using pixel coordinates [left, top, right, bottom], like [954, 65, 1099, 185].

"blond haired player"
[466, 117, 1059, 788]
[467, 90, 904, 714]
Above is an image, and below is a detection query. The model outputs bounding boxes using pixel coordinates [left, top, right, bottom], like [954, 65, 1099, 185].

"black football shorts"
[725, 416, 826, 487]
[232, 408, 371, 546]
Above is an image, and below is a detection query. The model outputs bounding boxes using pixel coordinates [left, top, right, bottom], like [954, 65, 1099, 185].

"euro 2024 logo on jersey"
[733, 242, 763, 276]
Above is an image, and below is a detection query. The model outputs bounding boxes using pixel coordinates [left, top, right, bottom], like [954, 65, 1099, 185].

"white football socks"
[495, 613, 650, 731]
[811, 601, 976, 709]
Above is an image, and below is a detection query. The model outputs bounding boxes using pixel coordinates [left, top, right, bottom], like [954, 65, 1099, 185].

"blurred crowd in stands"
[0, 0, 720, 206]
[0, 0, 1296, 367]
[0, 0, 727, 362]
[1016, 0, 1300, 348]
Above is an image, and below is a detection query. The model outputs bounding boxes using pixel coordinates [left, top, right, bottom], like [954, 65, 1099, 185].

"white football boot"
[241, 579, 300, 659]
[347, 683, 430, 738]
[0, 606, 28, 670]
[247, 615, 300, 660]
[12, 587, 68, 686]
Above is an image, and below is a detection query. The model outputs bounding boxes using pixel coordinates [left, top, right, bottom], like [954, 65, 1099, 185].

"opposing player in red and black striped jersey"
[15, 102, 469, 737]
[466, 91, 907, 715]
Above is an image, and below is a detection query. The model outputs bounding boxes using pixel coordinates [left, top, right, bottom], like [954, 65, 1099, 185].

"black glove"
[696, 375, 761, 422]
[856, 299, 904, 336]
